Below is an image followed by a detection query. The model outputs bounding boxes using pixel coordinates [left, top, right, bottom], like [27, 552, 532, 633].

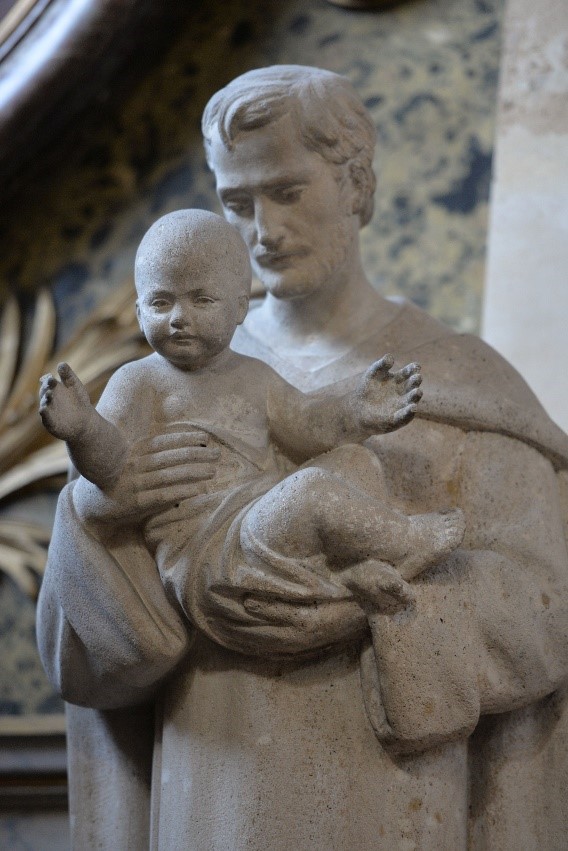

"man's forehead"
[208, 120, 322, 191]
[216, 171, 311, 194]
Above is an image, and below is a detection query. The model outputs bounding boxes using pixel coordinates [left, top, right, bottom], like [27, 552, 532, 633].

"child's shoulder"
[105, 354, 162, 391]
[231, 350, 279, 381]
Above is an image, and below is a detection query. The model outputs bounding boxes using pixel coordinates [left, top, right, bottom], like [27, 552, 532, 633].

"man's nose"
[255, 199, 284, 250]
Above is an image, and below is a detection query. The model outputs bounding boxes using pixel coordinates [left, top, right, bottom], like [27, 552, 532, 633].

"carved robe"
[38, 300, 568, 849]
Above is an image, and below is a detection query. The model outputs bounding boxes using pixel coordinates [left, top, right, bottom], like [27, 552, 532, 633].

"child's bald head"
[135, 209, 251, 298]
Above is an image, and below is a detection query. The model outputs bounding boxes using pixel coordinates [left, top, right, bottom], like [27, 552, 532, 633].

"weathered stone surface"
[38, 66, 568, 850]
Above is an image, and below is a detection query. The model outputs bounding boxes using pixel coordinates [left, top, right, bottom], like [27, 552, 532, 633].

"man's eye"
[273, 187, 303, 205]
[223, 198, 253, 216]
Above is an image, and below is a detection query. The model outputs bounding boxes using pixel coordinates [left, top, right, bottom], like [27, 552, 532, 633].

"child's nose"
[170, 304, 190, 329]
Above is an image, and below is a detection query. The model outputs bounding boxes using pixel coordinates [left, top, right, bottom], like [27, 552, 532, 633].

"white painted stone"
[483, 0, 568, 431]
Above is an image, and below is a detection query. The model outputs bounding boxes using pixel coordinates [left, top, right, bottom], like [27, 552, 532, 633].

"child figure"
[39, 209, 464, 612]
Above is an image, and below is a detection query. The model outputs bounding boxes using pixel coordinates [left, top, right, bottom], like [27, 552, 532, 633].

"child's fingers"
[39, 390, 53, 411]
[394, 362, 421, 383]
[365, 354, 395, 380]
[392, 403, 418, 427]
[405, 388, 423, 405]
[402, 373, 422, 393]
[57, 362, 78, 387]
[39, 373, 57, 392]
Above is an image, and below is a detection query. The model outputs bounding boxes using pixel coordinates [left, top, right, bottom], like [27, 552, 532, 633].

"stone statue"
[39, 207, 465, 623]
[37, 66, 568, 850]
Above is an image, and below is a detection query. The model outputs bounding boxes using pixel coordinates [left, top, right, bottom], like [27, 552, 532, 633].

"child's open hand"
[39, 363, 93, 441]
[354, 354, 422, 434]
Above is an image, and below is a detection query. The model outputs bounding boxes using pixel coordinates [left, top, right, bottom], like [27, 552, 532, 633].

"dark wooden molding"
[0, 0, 196, 199]
[0, 716, 67, 810]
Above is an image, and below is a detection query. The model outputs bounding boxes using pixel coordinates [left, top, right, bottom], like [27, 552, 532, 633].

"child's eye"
[194, 296, 216, 306]
[151, 299, 170, 309]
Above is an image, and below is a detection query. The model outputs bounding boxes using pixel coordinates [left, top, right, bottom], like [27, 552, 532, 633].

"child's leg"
[242, 457, 464, 579]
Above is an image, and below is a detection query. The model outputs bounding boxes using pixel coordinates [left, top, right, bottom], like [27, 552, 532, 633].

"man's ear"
[348, 161, 375, 227]
[237, 294, 249, 324]
[349, 162, 367, 217]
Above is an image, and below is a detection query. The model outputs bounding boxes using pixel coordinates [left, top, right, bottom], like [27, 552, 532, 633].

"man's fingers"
[137, 482, 208, 511]
[136, 462, 215, 491]
[138, 445, 221, 473]
[242, 598, 325, 629]
[137, 431, 212, 455]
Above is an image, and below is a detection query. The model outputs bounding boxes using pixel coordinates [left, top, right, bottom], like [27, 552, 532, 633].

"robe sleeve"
[362, 432, 568, 753]
[37, 483, 192, 709]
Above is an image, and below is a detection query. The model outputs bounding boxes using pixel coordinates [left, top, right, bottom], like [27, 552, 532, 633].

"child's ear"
[135, 300, 145, 335]
[236, 294, 249, 324]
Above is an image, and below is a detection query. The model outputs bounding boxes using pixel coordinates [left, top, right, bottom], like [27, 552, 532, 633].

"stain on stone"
[319, 32, 341, 49]
[81, 144, 113, 170]
[288, 13, 310, 35]
[38, 693, 65, 713]
[364, 95, 384, 110]
[394, 93, 444, 125]
[183, 61, 199, 76]
[472, 22, 498, 41]
[388, 235, 415, 261]
[130, 114, 160, 177]
[0, 700, 21, 715]
[409, 798, 423, 811]
[475, 0, 495, 11]
[345, 59, 374, 88]
[150, 163, 194, 212]
[53, 264, 90, 302]
[432, 137, 492, 214]
[230, 19, 255, 47]
[61, 225, 83, 240]
[392, 195, 421, 227]
[90, 222, 113, 251]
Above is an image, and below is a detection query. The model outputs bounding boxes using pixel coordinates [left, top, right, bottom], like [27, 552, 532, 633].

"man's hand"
[354, 354, 423, 434]
[39, 362, 93, 441]
[72, 428, 221, 526]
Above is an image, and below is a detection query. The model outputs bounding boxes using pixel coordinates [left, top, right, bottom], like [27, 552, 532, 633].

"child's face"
[136, 256, 249, 370]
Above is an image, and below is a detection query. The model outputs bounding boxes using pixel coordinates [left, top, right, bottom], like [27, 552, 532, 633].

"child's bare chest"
[153, 371, 270, 450]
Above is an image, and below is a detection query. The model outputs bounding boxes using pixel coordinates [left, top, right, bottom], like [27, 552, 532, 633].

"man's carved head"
[202, 65, 377, 227]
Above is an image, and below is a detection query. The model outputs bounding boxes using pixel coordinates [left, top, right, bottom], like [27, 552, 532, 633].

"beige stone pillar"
[482, 0, 568, 430]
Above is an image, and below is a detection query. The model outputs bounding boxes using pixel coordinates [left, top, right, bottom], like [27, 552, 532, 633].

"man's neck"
[245, 266, 400, 357]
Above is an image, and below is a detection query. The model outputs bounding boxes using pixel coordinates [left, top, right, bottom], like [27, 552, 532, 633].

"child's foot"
[399, 508, 466, 580]
[342, 559, 415, 614]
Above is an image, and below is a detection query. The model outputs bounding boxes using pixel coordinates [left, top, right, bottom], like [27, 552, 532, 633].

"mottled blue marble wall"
[0, 0, 503, 722]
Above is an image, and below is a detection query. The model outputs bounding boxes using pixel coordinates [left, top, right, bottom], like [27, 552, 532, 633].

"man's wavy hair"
[202, 66, 377, 227]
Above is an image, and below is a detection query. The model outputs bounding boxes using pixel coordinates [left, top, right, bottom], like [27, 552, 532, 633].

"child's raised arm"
[39, 362, 128, 489]
[267, 355, 423, 463]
